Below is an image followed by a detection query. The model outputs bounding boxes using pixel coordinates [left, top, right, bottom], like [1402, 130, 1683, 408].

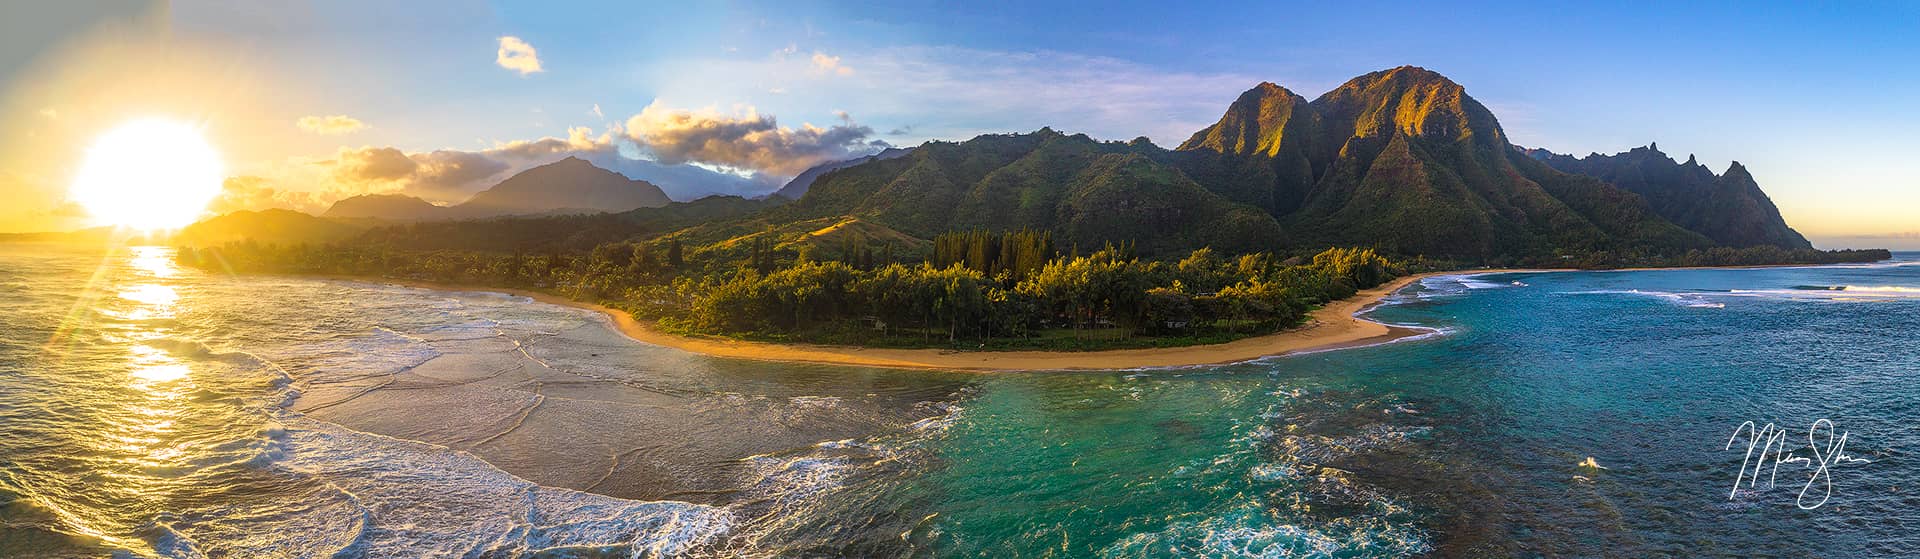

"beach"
[334, 269, 1536, 371]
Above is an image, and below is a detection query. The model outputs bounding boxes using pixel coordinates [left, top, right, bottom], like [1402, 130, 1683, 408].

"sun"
[69, 118, 225, 231]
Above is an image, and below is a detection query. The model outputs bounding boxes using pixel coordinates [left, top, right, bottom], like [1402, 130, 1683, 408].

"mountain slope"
[780, 129, 1285, 255]
[322, 193, 448, 221]
[1525, 145, 1811, 248]
[173, 209, 367, 247]
[321, 157, 674, 221]
[454, 156, 671, 218]
[771, 148, 912, 200]
[1175, 82, 1326, 214]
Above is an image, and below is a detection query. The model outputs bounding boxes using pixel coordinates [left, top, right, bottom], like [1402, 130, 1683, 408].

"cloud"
[496, 36, 543, 76]
[330, 146, 418, 182]
[623, 101, 882, 176]
[811, 51, 854, 76]
[207, 176, 319, 215]
[296, 114, 368, 135]
[646, 45, 1272, 145]
[292, 127, 626, 203]
[326, 145, 514, 200]
[223, 110, 863, 216]
[590, 104, 603, 118]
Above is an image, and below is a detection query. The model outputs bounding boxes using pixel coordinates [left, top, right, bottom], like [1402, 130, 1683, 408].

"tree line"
[174, 236, 1403, 350]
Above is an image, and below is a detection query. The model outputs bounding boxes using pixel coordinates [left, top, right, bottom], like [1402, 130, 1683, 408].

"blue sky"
[4, 1, 1917, 246]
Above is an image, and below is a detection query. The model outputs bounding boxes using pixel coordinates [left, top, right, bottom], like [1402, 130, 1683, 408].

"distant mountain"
[580, 154, 776, 200]
[321, 193, 446, 221]
[323, 157, 672, 221]
[173, 209, 367, 247]
[1524, 144, 1811, 249]
[771, 148, 914, 200]
[338, 195, 779, 253]
[454, 156, 671, 217]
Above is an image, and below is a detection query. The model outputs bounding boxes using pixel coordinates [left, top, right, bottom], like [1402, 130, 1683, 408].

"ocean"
[1, 243, 1915, 557]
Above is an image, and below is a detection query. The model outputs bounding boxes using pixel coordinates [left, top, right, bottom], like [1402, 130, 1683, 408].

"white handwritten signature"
[1724, 419, 1871, 509]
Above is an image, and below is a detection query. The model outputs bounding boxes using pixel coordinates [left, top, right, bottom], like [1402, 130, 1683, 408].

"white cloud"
[496, 36, 543, 76]
[296, 114, 368, 135]
[811, 51, 853, 76]
[590, 103, 603, 118]
[647, 45, 1275, 146]
[622, 101, 881, 176]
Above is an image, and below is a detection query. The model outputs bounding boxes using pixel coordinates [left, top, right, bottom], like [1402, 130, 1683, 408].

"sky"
[2, 1, 1917, 248]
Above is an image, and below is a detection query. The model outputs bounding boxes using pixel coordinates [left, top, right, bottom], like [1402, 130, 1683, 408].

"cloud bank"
[623, 101, 882, 176]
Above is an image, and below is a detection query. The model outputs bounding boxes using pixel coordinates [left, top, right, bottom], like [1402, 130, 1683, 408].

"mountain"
[344, 195, 779, 253]
[1524, 144, 1811, 249]
[323, 157, 673, 221]
[1171, 66, 1707, 259]
[304, 66, 1830, 265]
[321, 193, 447, 221]
[1175, 82, 1327, 214]
[454, 156, 671, 217]
[767, 128, 1284, 256]
[770, 148, 913, 200]
[173, 209, 368, 247]
[579, 153, 775, 200]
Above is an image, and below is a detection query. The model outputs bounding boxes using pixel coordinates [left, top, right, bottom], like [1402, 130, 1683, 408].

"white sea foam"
[271, 418, 734, 558]
[1557, 289, 1728, 308]
[1097, 500, 1430, 558]
[1721, 285, 1920, 301]
[1413, 274, 1521, 300]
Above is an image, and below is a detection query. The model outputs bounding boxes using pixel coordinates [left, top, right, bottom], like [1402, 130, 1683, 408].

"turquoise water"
[1, 245, 1915, 557]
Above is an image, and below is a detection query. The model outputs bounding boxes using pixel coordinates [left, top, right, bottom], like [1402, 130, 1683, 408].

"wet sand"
[327, 269, 1540, 372]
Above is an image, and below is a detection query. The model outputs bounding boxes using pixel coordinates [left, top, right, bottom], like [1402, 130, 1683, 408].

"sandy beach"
[326, 269, 1539, 371]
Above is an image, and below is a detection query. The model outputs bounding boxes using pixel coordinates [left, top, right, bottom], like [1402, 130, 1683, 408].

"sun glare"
[69, 118, 224, 231]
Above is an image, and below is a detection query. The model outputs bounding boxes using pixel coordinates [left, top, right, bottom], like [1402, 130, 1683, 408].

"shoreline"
[312, 268, 1542, 371]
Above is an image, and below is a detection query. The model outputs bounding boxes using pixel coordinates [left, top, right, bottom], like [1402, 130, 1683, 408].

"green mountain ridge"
[759, 128, 1285, 256]
[758, 66, 1740, 261]
[1523, 144, 1811, 249]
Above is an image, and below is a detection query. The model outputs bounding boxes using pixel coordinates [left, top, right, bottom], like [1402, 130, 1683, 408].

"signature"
[1724, 419, 1871, 509]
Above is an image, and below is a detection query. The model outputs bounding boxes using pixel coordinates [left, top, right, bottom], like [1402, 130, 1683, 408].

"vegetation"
[175, 235, 1405, 350]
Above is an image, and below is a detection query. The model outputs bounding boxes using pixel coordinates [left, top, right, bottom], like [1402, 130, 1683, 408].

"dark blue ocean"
[2, 245, 1914, 557]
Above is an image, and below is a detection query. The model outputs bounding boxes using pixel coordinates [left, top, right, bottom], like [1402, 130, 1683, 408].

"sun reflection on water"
[129, 246, 177, 278]
[109, 248, 196, 482]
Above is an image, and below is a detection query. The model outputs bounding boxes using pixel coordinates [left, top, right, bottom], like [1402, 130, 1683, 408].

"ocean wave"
[1725, 285, 1920, 301]
[1557, 289, 1728, 308]
[271, 419, 734, 558]
[1413, 274, 1522, 300]
[1098, 500, 1430, 558]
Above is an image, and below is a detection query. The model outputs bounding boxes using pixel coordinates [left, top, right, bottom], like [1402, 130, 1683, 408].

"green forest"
[175, 231, 1409, 350]
[174, 222, 1886, 351]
